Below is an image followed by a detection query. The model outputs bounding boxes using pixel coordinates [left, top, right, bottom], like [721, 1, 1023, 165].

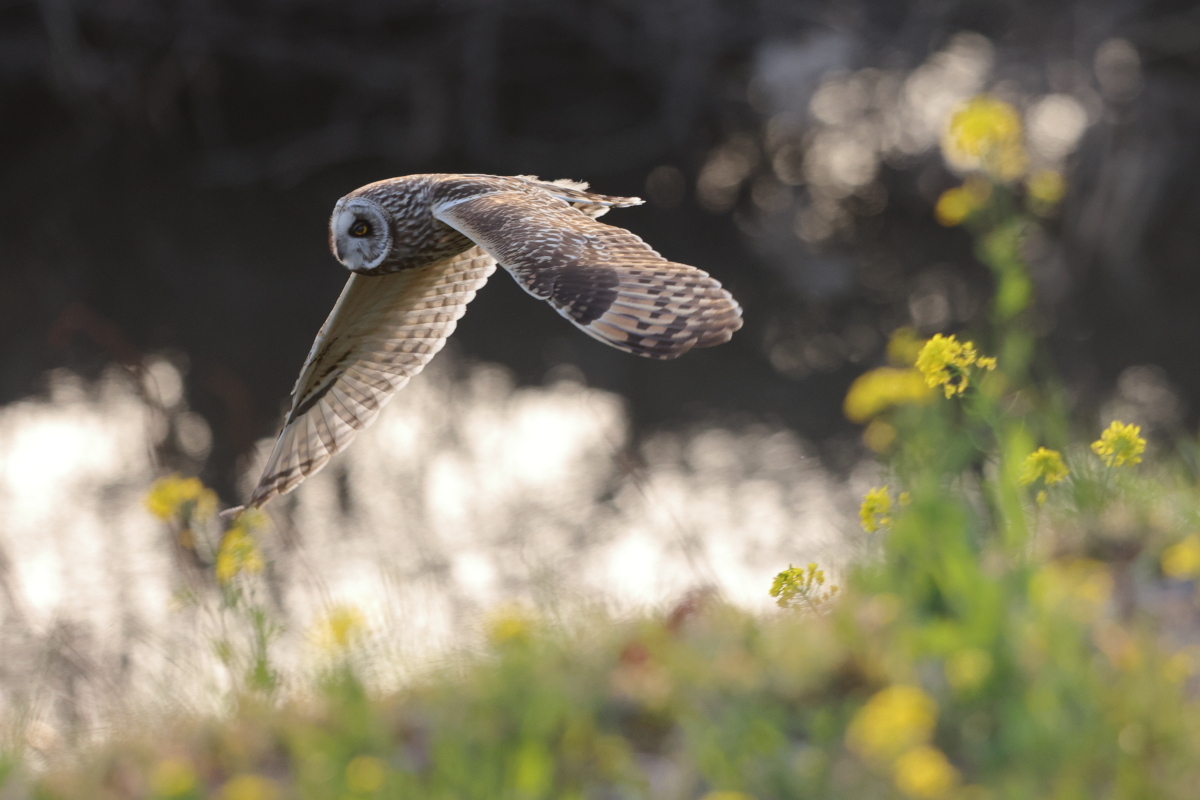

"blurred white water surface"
[0, 356, 869, 751]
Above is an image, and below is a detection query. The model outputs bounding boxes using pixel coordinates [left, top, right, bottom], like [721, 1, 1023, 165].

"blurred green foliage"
[7, 95, 1200, 798]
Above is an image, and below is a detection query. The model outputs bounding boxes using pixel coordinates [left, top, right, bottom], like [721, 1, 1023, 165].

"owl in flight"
[232, 174, 743, 512]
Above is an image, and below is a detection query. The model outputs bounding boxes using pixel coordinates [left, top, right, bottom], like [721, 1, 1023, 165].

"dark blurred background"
[3, 0, 1200, 498]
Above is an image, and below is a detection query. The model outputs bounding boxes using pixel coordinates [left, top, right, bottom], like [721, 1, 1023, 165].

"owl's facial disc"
[330, 198, 392, 272]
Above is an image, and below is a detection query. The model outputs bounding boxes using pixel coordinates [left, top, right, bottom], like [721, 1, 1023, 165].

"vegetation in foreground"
[7, 96, 1200, 799]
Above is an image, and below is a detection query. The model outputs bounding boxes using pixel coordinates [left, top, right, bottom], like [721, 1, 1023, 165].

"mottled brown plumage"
[233, 174, 742, 512]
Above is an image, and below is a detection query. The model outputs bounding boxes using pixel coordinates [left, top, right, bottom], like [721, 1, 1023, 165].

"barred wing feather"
[238, 247, 496, 510]
[434, 190, 742, 359]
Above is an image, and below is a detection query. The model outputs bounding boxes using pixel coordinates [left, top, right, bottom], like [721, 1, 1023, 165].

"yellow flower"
[345, 755, 387, 793]
[145, 474, 218, 522]
[934, 187, 974, 227]
[916, 334, 995, 398]
[1018, 447, 1069, 487]
[846, 685, 937, 761]
[943, 96, 1027, 181]
[1162, 535, 1200, 579]
[311, 605, 367, 653]
[770, 562, 838, 609]
[770, 565, 805, 607]
[220, 774, 280, 800]
[860, 487, 893, 533]
[215, 527, 264, 585]
[1026, 169, 1066, 206]
[948, 97, 1022, 157]
[151, 758, 197, 797]
[934, 177, 992, 227]
[893, 745, 959, 799]
[843, 368, 933, 423]
[1091, 421, 1146, 467]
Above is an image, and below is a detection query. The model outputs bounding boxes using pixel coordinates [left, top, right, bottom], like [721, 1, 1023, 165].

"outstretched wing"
[433, 188, 742, 359]
[238, 247, 496, 510]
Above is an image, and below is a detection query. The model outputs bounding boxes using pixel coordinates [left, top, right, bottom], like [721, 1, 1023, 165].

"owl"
[230, 174, 743, 513]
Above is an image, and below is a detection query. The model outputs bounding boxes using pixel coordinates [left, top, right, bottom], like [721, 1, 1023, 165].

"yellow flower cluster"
[847, 686, 960, 798]
[860, 486, 894, 533]
[915, 334, 996, 398]
[144, 474, 218, 522]
[1091, 421, 1145, 467]
[146, 475, 272, 585]
[843, 368, 933, 423]
[842, 329, 941, 452]
[311, 605, 367, 653]
[215, 525, 265, 585]
[942, 95, 1026, 181]
[937, 95, 1069, 224]
[769, 562, 839, 609]
[1018, 447, 1069, 487]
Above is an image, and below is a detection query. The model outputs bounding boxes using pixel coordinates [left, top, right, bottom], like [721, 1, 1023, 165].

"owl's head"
[329, 197, 392, 272]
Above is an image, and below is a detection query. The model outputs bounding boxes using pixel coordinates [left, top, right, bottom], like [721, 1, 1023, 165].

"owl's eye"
[349, 220, 371, 237]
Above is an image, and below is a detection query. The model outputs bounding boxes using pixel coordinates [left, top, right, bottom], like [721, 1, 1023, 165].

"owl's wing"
[234, 247, 496, 511]
[433, 189, 742, 359]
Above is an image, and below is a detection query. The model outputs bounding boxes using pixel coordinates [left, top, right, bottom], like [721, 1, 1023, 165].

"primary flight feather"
[234, 174, 743, 511]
